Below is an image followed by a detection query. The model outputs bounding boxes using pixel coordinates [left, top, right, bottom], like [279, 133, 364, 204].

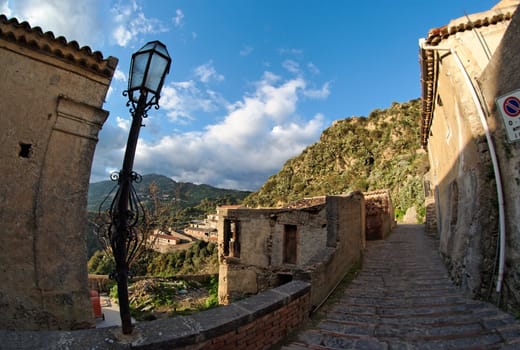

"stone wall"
[0, 15, 117, 330]
[217, 193, 365, 309]
[364, 189, 395, 240]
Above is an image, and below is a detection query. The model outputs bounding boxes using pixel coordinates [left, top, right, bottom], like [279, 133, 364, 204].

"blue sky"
[3, 0, 498, 190]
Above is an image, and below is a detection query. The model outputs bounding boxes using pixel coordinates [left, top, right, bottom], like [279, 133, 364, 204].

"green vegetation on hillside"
[243, 99, 429, 221]
[88, 240, 218, 276]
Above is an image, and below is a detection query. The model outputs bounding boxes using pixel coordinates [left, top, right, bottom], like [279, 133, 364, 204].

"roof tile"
[0, 14, 117, 78]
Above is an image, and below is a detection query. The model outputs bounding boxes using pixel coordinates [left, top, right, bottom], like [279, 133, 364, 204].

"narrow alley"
[282, 225, 520, 349]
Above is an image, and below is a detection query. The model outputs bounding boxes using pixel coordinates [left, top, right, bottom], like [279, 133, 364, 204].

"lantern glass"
[129, 53, 147, 91]
[127, 41, 171, 104]
[145, 53, 169, 93]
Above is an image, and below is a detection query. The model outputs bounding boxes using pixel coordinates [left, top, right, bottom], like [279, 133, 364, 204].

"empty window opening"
[223, 219, 240, 258]
[277, 273, 293, 285]
[283, 224, 297, 264]
[223, 220, 230, 256]
[19, 143, 32, 158]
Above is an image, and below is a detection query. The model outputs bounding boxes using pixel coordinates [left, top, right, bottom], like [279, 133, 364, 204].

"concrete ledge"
[0, 280, 311, 350]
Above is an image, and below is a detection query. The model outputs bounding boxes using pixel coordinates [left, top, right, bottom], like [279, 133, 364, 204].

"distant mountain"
[242, 99, 429, 221]
[88, 174, 251, 212]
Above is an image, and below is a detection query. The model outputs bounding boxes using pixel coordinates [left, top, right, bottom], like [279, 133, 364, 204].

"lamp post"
[109, 40, 171, 334]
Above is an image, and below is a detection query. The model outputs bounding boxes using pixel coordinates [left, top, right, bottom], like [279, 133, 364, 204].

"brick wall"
[185, 288, 310, 350]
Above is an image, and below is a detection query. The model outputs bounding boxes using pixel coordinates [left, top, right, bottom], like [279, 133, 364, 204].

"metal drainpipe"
[419, 40, 506, 294]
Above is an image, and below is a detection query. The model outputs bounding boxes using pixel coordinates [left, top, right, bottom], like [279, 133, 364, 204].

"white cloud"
[90, 122, 131, 181]
[194, 61, 224, 83]
[7, 0, 167, 49]
[113, 26, 132, 47]
[1, 0, 11, 16]
[111, 0, 168, 47]
[116, 116, 130, 132]
[112, 73, 325, 190]
[282, 60, 301, 75]
[113, 67, 127, 82]
[173, 9, 184, 28]
[258, 75, 305, 120]
[260, 71, 281, 84]
[92, 50, 331, 190]
[7, 0, 105, 48]
[304, 81, 331, 99]
[106, 86, 114, 100]
[159, 80, 223, 123]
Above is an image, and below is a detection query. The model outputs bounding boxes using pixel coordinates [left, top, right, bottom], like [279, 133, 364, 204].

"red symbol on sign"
[503, 96, 520, 117]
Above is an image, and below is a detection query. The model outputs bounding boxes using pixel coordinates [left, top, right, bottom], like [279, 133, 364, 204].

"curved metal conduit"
[420, 40, 506, 294]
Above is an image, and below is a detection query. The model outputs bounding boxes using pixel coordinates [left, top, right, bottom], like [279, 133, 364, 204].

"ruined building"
[217, 193, 366, 309]
[420, 0, 520, 311]
[0, 15, 117, 330]
[364, 189, 395, 240]
[217, 190, 394, 310]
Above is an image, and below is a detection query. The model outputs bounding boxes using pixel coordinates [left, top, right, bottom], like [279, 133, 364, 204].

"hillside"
[88, 174, 251, 212]
[242, 99, 429, 221]
[87, 174, 251, 257]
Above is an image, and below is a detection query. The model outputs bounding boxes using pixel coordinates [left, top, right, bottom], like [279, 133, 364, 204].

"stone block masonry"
[217, 193, 366, 309]
[0, 15, 117, 330]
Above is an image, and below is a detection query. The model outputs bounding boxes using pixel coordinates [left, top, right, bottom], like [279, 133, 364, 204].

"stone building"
[184, 217, 218, 241]
[149, 229, 196, 253]
[0, 16, 117, 330]
[217, 193, 366, 309]
[419, 0, 520, 310]
[364, 189, 395, 240]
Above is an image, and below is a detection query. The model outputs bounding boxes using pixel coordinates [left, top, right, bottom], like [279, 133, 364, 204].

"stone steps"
[281, 224, 520, 349]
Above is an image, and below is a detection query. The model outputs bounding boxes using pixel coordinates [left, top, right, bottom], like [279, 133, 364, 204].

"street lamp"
[108, 40, 171, 334]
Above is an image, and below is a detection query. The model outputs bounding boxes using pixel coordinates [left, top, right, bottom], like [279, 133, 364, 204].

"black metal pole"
[113, 92, 147, 335]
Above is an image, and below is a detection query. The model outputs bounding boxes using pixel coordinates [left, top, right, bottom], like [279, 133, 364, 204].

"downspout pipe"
[419, 40, 506, 294]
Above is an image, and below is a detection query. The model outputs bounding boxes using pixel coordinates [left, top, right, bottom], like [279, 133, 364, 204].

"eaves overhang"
[419, 3, 517, 149]
[0, 14, 117, 79]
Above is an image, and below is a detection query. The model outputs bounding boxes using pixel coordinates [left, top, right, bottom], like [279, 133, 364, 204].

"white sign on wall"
[496, 89, 520, 143]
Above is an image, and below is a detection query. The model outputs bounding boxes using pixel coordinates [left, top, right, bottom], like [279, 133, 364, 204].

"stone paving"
[281, 224, 520, 349]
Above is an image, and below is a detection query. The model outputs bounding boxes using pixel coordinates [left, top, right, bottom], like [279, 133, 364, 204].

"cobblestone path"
[281, 224, 520, 349]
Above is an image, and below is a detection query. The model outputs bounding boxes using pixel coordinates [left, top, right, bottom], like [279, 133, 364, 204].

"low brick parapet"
[0, 280, 311, 350]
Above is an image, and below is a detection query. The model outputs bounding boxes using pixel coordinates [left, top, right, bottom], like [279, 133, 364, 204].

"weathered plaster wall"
[0, 17, 116, 330]
[426, 42, 492, 295]
[422, 2, 520, 306]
